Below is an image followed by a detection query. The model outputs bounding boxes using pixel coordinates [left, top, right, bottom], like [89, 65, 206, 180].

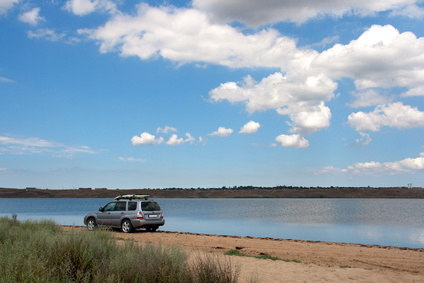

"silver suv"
[83, 195, 165, 233]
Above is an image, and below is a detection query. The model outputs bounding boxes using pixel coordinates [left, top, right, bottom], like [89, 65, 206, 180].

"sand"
[68, 227, 424, 283]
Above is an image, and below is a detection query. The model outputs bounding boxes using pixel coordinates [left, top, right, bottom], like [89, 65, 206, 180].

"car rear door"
[141, 201, 162, 221]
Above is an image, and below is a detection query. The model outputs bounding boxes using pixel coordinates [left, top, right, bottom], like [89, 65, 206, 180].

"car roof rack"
[114, 194, 150, 200]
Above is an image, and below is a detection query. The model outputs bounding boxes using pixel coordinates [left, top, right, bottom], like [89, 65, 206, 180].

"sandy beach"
[66, 227, 424, 282]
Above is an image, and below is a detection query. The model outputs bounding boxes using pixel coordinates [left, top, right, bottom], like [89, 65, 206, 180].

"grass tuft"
[0, 216, 240, 283]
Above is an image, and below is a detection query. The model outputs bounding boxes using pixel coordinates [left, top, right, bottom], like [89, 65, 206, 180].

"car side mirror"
[99, 207, 104, 212]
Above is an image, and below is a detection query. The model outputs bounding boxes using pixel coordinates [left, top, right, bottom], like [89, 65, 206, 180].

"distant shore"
[1, 186, 424, 198]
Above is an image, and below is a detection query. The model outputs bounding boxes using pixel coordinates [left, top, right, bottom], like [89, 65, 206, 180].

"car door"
[109, 201, 127, 227]
[96, 202, 116, 225]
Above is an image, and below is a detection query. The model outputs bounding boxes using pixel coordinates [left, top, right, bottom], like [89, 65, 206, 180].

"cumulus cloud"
[131, 132, 164, 145]
[184, 133, 196, 143]
[312, 25, 424, 92]
[157, 126, 177, 134]
[132, 131, 198, 146]
[239, 121, 261, 134]
[275, 134, 309, 149]
[64, 0, 117, 16]
[402, 86, 424, 97]
[166, 134, 185, 146]
[208, 127, 233, 137]
[75, 5, 423, 148]
[211, 74, 335, 135]
[354, 132, 372, 146]
[279, 102, 332, 135]
[348, 89, 392, 108]
[19, 7, 44, 26]
[193, 0, 423, 26]
[348, 102, 424, 132]
[0, 135, 95, 157]
[210, 74, 336, 112]
[317, 153, 424, 175]
[78, 4, 314, 69]
[0, 0, 18, 15]
[28, 28, 65, 41]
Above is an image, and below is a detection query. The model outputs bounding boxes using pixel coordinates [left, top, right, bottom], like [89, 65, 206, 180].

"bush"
[0, 216, 239, 283]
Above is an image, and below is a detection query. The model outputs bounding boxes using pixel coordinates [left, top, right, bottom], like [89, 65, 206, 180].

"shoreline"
[66, 225, 424, 251]
[64, 226, 424, 282]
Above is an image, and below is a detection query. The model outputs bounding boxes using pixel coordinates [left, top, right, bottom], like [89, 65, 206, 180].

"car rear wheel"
[121, 219, 134, 233]
[87, 218, 97, 231]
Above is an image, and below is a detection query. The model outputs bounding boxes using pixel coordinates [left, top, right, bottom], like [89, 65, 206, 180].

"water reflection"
[0, 198, 423, 248]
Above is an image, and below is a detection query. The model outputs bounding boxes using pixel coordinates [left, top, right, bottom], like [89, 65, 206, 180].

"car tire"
[87, 218, 97, 231]
[121, 219, 134, 233]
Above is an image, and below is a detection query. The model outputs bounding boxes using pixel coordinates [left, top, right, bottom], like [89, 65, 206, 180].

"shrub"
[0, 217, 239, 283]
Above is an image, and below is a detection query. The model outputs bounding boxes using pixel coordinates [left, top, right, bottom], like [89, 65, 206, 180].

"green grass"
[225, 249, 301, 263]
[0, 216, 239, 283]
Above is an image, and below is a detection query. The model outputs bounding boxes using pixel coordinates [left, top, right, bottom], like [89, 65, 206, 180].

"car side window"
[128, 202, 137, 211]
[103, 202, 116, 211]
[114, 202, 126, 211]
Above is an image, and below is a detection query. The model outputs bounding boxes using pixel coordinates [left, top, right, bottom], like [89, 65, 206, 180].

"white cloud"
[132, 131, 197, 146]
[78, 5, 313, 69]
[208, 127, 233, 137]
[78, 7, 423, 147]
[193, 0, 423, 26]
[131, 132, 164, 145]
[0, 76, 14, 83]
[28, 28, 65, 41]
[348, 89, 392, 108]
[317, 153, 424, 176]
[402, 86, 424, 97]
[166, 134, 185, 146]
[354, 132, 372, 146]
[19, 7, 44, 26]
[279, 102, 332, 135]
[348, 102, 424, 132]
[157, 126, 177, 134]
[239, 121, 261, 134]
[275, 134, 309, 149]
[64, 0, 117, 16]
[184, 133, 196, 143]
[312, 25, 424, 93]
[391, 3, 424, 18]
[211, 74, 336, 135]
[0, 0, 18, 15]
[0, 136, 95, 157]
[118, 156, 145, 162]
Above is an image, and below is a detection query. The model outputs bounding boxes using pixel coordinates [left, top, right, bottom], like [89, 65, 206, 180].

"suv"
[83, 195, 165, 233]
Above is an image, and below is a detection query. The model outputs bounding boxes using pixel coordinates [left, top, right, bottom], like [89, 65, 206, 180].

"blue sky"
[1, 0, 423, 189]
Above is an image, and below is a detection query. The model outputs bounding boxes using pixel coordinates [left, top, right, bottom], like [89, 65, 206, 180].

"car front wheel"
[87, 218, 97, 231]
[121, 219, 134, 233]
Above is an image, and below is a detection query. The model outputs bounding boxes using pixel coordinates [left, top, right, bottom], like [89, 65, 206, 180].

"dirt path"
[65, 227, 424, 282]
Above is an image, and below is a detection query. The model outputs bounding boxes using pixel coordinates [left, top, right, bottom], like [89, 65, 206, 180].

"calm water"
[0, 198, 423, 248]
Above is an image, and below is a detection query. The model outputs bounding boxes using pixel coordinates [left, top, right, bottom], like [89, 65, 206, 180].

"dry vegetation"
[1, 186, 424, 198]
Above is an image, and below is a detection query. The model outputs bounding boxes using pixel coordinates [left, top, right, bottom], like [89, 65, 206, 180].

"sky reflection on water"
[1, 198, 423, 248]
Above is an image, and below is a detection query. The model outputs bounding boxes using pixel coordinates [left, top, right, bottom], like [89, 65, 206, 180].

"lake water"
[0, 198, 423, 248]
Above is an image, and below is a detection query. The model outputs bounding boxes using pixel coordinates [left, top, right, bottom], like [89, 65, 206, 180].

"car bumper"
[131, 218, 165, 228]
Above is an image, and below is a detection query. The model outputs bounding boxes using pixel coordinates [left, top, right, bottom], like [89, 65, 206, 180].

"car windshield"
[141, 202, 161, 211]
